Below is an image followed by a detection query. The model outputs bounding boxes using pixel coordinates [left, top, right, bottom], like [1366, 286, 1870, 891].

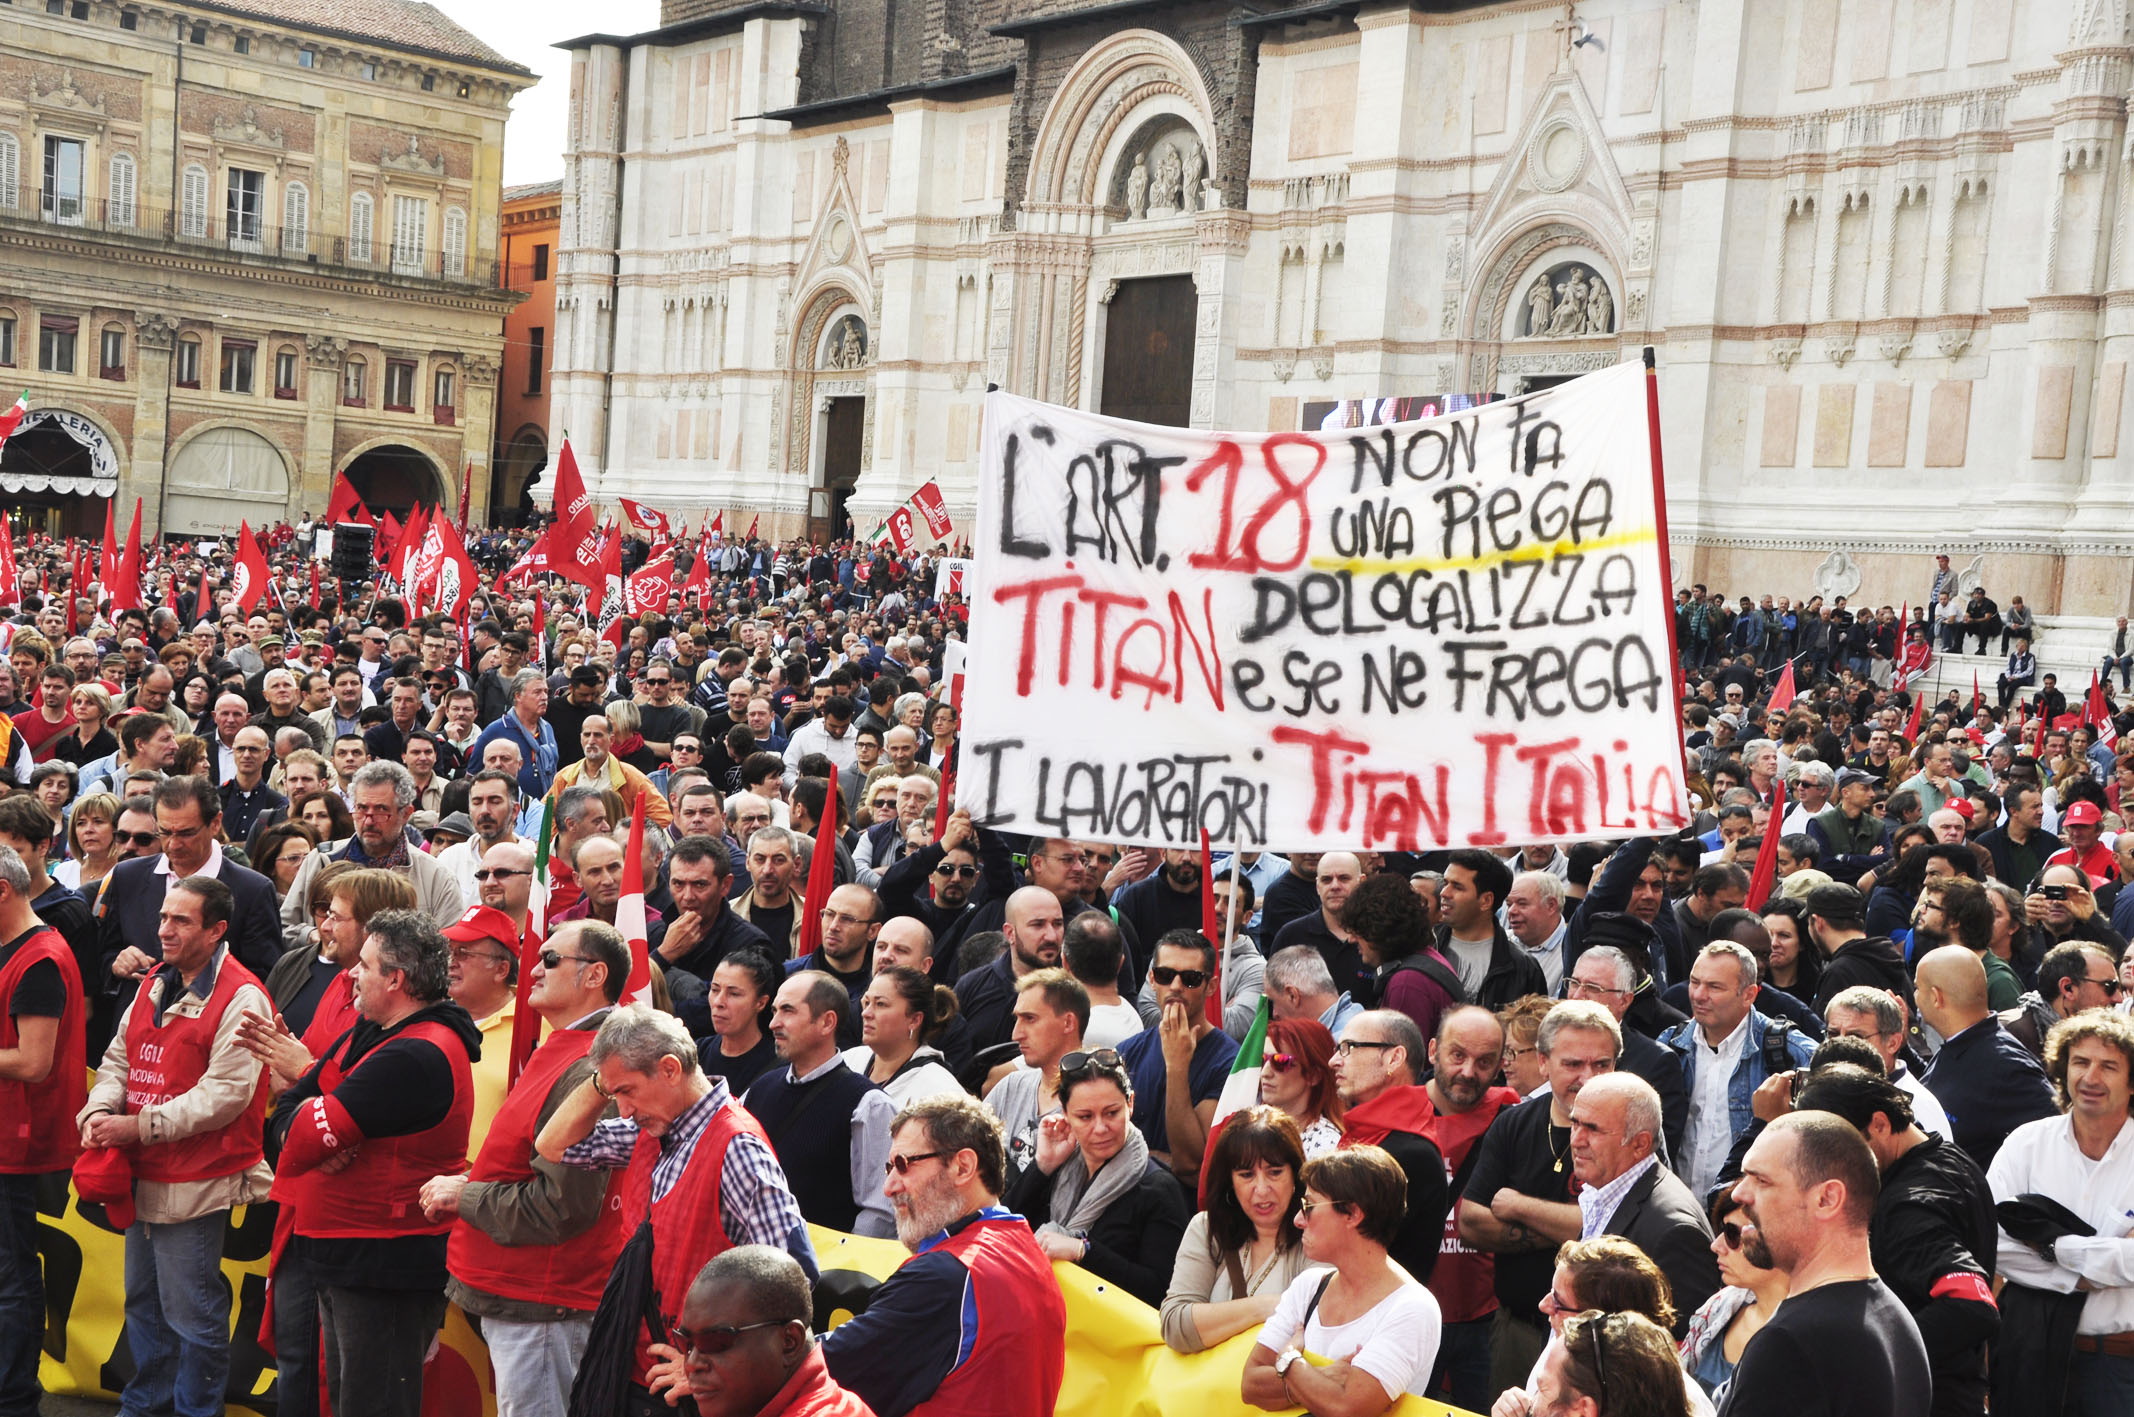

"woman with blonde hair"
[54, 682, 116, 769]
[53, 790, 121, 891]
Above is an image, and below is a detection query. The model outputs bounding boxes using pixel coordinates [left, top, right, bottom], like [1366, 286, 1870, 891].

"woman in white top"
[842, 965, 964, 1108]
[1163, 1106, 1324, 1353]
[1244, 1146, 1440, 1413]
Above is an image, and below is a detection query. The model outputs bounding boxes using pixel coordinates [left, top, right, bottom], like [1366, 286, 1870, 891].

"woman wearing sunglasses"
[1162, 1106, 1318, 1353]
[1257, 1018, 1347, 1160]
[1004, 1047, 1190, 1308]
[1676, 1196, 1786, 1406]
[1490, 1235, 1712, 1417]
[1244, 1146, 1438, 1414]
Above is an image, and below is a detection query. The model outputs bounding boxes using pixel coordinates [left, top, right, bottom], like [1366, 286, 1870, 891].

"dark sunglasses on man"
[1151, 965, 1208, 988]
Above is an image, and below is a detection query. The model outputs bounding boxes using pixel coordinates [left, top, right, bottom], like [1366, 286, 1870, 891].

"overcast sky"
[435, 0, 662, 186]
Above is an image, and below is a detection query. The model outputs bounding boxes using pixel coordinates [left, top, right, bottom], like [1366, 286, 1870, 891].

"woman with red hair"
[1260, 1017, 1346, 1157]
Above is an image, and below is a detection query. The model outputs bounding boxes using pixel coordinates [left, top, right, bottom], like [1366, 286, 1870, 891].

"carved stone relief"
[1517, 261, 1615, 337]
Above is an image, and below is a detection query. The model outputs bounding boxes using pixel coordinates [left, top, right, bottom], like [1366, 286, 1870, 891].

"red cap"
[74, 1144, 136, 1230]
[2064, 801, 2104, 827]
[1947, 798, 1976, 822]
[444, 905, 519, 948]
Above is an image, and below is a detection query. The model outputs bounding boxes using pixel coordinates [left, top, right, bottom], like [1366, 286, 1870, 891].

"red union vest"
[447, 1025, 629, 1310]
[123, 953, 270, 1183]
[625, 1096, 768, 1386]
[907, 1214, 1066, 1417]
[1424, 1084, 1521, 1324]
[274, 1016, 474, 1238]
[0, 925, 85, 1174]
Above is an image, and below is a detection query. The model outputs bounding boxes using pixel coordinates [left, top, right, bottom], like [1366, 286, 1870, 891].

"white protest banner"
[957, 359, 1689, 851]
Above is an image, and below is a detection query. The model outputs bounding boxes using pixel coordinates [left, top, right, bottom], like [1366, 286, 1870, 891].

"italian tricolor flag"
[0, 391, 27, 450]
[1211, 998, 1272, 1126]
[504, 799, 556, 1089]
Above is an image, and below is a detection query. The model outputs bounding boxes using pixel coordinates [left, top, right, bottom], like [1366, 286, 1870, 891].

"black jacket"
[1814, 935, 1916, 1016]
[1564, 837, 1681, 990]
[1434, 920, 1549, 1012]
[1871, 1134, 1999, 1417]
[1920, 1018, 2059, 1171]
[877, 830, 1020, 984]
[1003, 1154, 1189, 1308]
[1619, 1029, 1692, 1163]
[1372, 1126, 1451, 1286]
[92, 851, 283, 1050]
[1598, 1163, 1720, 1337]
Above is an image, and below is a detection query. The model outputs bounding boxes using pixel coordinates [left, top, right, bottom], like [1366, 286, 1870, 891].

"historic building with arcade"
[551, 0, 2134, 622]
[0, 0, 528, 538]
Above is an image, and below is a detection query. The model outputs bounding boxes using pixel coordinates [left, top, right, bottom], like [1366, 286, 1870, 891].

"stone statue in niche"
[824, 316, 867, 370]
[1125, 155, 1148, 220]
[1547, 268, 1590, 335]
[1584, 279, 1612, 335]
[1181, 140, 1205, 209]
[1525, 276, 1554, 339]
[1148, 144, 1183, 213]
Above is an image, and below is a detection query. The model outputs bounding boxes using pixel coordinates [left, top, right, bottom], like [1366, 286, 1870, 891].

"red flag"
[111, 499, 145, 613]
[933, 759, 957, 842]
[796, 771, 841, 958]
[619, 498, 672, 540]
[457, 459, 473, 531]
[376, 509, 403, 565]
[881, 506, 916, 555]
[0, 390, 27, 450]
[623, 549, 675, 617]
[2088, 672, 2120, 750]
[681, 530, 711, 609]
[1905, 688, 1925, 743]
[1972, 671, 1983, 721]
[346, 500, 377, 530]
[233, 521, 272, 613]
[745, 514, 760, 542]
[0, 517, 18, 606]
[594, 524, 625, 648]
[530, 592, 547, 670]
[708, 511, 724, 539]
[1891, 602, 1913, 691]
[498, 529, 551, 587]
[1198, 828, 1222, 1028]
[616, 794, 654, 1004]
[98, 500, 118, 591]
[421, 516, 478, 622]
[908, 480, 954, 540]
[325, 470, 362, 526]
[550, 437, 603, 591]
[1765, 661, 1797, 718]
[389, 503, 428, 588]
[1747, 776, 1787, 910]
[2034, 712, 2048, 760]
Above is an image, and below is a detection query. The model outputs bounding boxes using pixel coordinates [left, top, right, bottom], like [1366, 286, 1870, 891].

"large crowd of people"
[0, 520, 2130, 1417]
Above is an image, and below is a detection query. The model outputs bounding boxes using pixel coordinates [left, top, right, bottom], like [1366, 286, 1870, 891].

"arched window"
[179, 163, 209, 239]
[0, 133, 17, 209]
[282, 179, 309, 254]
[349, 191, 374, 263]
[108, 152, 136, 227]
[442, 205, 466, 279]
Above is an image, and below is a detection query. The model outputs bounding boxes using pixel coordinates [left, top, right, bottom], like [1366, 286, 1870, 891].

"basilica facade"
[552, 0, 2134, 619]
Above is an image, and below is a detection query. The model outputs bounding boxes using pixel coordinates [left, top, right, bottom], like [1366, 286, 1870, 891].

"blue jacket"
[1660, 1009, 1814, 1147]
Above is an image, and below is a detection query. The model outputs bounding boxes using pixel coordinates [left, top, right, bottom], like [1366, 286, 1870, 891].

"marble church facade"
[553, 0, 2134, 618]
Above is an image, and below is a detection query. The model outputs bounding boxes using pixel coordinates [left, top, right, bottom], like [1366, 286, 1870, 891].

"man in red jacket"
[820, 1095, 1066, 1417]
[669, 1246, 875, 1417]
[79, 875, 273, 1417]
[269, 908, 480, 1417]
[0, 841, 85, 1417]
[420, 919, 634, 1417]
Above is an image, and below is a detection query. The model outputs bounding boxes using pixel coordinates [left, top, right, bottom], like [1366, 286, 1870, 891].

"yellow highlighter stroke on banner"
[40, 1195, 1473, 1417]
[1308, 523, 1659, 579]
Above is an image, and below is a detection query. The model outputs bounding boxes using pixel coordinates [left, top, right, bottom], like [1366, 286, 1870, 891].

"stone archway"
[342, 440, 449, 518]
[165, 423, 295, 536]
[786, 285, 872, 539]
[494, 424, 547, 524]
[1461, 221, 1626, 394]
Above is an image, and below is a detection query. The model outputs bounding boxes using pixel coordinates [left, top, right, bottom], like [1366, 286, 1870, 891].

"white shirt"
[1516, 920, 1568, 992]
[1684, 1013, 1752, 1198]
[155, 840, 225, 896]
[1083, 999, 1145, 1051]
[1259, 1268, 1441, 1399]
[1891, 1064, 1951, 1141]
[434, 837, 501, 902]
[1988, 1112, 2134, 1335]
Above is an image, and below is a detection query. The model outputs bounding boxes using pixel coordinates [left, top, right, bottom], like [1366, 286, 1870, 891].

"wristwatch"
[1275, 1348, 1303, 1378]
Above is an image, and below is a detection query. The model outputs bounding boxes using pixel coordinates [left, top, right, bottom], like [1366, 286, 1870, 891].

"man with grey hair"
[1564, 944, 1690, 1162]
[249, 667, 327, 753]
[544, 785, 614, 919]
[268, 909, 480, 1417]
[1660, 939, 1815, 1198]
[535, 1003, 816, 1408]
[1824, 985, 1951, 1139]
[1781, 759, 1835, 835]
[471, 667, 559, 798]
[1566, 1072, 1718, 1336]
[1265, 944, 1364, 1034]
[1504, 870, 1568, 990]
[279, 761, 464, 945]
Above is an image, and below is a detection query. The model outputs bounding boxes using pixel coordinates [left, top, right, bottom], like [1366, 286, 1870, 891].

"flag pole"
[1642, 347, 1693, 822]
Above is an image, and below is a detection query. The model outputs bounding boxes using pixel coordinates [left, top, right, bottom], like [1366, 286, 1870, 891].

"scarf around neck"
[1341, 1083, 1438, 1148]
[1039, 1125, 1151, 1241]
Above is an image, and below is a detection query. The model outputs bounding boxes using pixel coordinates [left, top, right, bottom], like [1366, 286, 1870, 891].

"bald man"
[1916, 945, 2057, 1170]
[954, 886, 1066, 1057]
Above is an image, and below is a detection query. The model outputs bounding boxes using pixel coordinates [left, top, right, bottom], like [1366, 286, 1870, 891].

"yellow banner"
[40, 1192, 1461, 1417]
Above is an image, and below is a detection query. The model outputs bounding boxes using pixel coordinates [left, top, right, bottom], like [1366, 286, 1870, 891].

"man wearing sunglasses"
[1116, 930, 1238, 1178]
[443, 906, 525, 1145]
[821, 1097, 1067, 1417]
[656, 1246, 869, 1417]
[877, 809, 1015, 985]
[2003, 942, 2124, 1064]
[423, 920, 632, 1417]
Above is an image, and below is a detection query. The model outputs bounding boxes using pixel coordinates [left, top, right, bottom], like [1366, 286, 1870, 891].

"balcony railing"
[0, 187, 498, 286]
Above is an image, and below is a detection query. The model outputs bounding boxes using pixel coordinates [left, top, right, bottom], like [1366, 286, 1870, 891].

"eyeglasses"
[540, 949, 597, 970]
[117, 830, 161, 847]
[646, 676, 673, 686]
[1717, 1221, 1744, 1249]
[1565, 977, 1631, 1001]
[474, 867, 530, 881]
[1295, 1198, 1346, 1219]
[448, 946, 511, 965]
[1564, 1312, 1616, 1411]
[819, 909, 874, 928]
[1263, 1052, 1299, 1073]
[1058, 1048, 1123, 1081]
[933, 863, 978, 879]
[2086, 975, 2126, 997]
[1538, 1288, 1580, 1316]
[1335, 1039, 1397, 1057]
[882, 1149, 948, 1177]
[668, 1320, 787, 1357]
[1151, 967, 1208, 988]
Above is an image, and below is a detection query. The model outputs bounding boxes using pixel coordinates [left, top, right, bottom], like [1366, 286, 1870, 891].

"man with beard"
[953, 886, 1065, 1055]
[877, 810, 1018, 980]
[1795, 1066, 1998, 1417]
[1117, 930, 1238, 1176]
[1719, 1113, 1932, 1417]
[1111, 848, 1207, 964]
[820, 1097, 1066, 1417]
[434, 771, 524, 901]
[1420, 1006, 1521, 1414]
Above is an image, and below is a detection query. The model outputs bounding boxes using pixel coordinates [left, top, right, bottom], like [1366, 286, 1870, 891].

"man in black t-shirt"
[1456, 999, 1620, 1392]
[1720, 1112, 1932, 1417]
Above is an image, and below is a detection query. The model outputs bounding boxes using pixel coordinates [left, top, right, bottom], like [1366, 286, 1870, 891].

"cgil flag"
[0, 390, 27, 452]
[232, 521, 272, 613]
[614, 794, 655, 1005]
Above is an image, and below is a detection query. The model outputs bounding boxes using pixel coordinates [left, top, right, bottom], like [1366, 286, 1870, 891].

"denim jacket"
[1659, 1009, 1815, 1144]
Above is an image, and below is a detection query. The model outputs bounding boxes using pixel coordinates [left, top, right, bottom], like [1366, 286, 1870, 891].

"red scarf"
[1339, 1083, 1438, 1148]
